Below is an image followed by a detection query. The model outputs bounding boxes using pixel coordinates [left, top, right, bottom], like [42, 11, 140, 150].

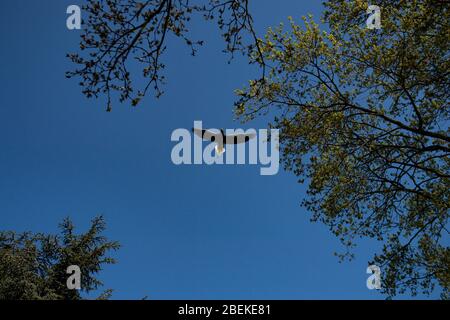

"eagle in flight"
[193, 128, 256, 156]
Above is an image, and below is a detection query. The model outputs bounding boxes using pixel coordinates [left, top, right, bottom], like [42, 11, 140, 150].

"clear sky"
[0, 0, 433, 299]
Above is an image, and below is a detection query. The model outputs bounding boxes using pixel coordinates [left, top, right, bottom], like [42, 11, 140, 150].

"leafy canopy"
[235, 0, 449, 298]
[67, 0, 262, 111]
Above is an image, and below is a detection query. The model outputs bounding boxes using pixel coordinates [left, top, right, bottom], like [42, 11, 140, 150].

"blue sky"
[0, 1, 432, 299]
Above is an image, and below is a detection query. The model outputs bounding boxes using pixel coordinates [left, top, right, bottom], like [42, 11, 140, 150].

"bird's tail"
[215, 144, 225, 156]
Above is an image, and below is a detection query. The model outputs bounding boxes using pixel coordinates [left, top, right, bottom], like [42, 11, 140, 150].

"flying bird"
[192, 128, 256, 156]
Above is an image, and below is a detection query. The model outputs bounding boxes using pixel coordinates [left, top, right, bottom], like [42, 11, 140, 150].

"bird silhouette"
[192, 128, 256, 156]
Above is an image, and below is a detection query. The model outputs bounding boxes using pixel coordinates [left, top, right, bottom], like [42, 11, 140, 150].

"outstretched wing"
[224, 132, 257, 144]
[192, 128, 222, 141]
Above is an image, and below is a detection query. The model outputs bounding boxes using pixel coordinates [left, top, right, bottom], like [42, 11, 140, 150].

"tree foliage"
[0, 216, 119, 300]
[65, 0, 450, 298]
[66, 0, 262, 111]
[235, 0, 449, 298]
